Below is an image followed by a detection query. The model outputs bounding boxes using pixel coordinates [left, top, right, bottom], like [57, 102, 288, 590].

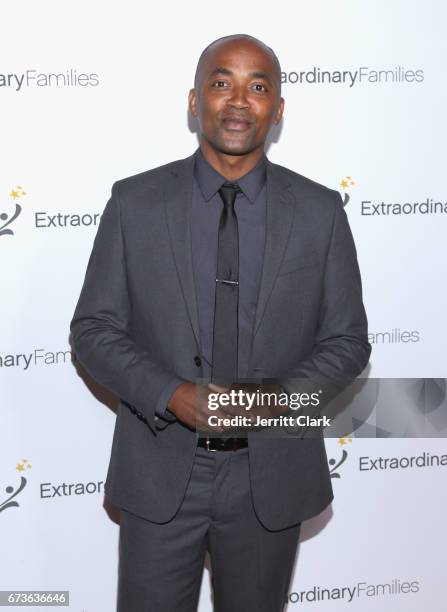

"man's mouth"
[221, 116, 252, 131]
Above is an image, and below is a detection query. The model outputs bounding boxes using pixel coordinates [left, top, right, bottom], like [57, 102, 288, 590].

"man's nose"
[227, 85, 250, 108]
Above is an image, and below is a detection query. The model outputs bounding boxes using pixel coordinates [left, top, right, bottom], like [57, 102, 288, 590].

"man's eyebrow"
[208, 67, 233, 79]
[207, 67, 274, 85]
[249, 71, 273, 84]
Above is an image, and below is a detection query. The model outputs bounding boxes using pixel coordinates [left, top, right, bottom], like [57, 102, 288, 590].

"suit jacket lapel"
[252, 159, 296, 336]
[163, 153, 201, 348]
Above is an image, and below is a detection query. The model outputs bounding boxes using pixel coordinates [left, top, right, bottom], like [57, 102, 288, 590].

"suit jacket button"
[194, 355, 202, 367]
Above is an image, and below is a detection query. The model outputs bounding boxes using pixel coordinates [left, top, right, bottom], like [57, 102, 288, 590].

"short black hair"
[194, 33, 282, 95]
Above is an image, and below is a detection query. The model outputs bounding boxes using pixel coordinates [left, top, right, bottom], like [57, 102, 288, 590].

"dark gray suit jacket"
[70, 151, 371, 530]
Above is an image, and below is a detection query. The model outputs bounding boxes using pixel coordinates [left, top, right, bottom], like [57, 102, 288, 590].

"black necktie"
[211, 182, 241, 386]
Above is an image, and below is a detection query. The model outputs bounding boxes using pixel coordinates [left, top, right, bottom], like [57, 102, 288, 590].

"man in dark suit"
[70, 33, 371, 612]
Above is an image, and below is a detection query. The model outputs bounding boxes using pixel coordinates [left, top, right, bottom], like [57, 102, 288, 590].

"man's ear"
[274, 97, 285, 125]
[188, 88, 198, 117]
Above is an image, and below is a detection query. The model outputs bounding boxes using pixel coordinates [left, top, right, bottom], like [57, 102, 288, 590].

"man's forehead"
[200, 40, 277, 75]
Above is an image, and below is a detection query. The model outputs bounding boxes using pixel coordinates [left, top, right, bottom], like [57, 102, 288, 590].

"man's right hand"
[166, 382, 229, 433]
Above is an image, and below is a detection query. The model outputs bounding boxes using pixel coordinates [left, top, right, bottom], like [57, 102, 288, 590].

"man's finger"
[207, 383, 230, 393]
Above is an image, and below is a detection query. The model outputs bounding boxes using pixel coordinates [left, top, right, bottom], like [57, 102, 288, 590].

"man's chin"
[213, 139, 259, 157]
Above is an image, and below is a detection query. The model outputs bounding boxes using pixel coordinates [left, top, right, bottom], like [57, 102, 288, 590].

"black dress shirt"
[156, 147, 267, 417]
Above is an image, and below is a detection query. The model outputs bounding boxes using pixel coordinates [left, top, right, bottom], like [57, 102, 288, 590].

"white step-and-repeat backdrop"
[1, 1, 446, 610]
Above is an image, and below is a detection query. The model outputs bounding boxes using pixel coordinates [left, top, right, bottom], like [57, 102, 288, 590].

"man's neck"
[199, 142, 265, 181]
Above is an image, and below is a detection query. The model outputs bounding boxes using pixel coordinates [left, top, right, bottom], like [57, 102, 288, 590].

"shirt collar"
[193, 146, 267, 204]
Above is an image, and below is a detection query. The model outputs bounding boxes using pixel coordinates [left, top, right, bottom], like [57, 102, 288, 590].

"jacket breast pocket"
[278, 251, 319, 277]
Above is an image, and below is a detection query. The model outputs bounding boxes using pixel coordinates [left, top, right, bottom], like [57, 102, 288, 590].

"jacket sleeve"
[277, 190, 372, 433]
[70, 181, 183, 433]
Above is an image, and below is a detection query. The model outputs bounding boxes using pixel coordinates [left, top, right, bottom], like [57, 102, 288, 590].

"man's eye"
[253, 83, 267, 92]
[212, 80, 228, 87]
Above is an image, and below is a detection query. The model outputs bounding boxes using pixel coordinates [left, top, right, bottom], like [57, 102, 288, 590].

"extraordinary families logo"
[282, 65, 424, 87]
[0, 185, 102, 238]
[339, 176, 447, 216]
[0, 69, 99, 91]
[0, 185, 25, 236]
[0, 459, 31, 514]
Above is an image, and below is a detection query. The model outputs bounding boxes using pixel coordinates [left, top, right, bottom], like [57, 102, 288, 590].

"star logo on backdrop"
[0, 185, 26, 237]
[339, 176, 356, 207]
[10, 185, 26, 200]
[328, 437, 352, 479]
[16, 459, 32, 473]
[338, 437, 353, 446]
[0, 459, 32, 515]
